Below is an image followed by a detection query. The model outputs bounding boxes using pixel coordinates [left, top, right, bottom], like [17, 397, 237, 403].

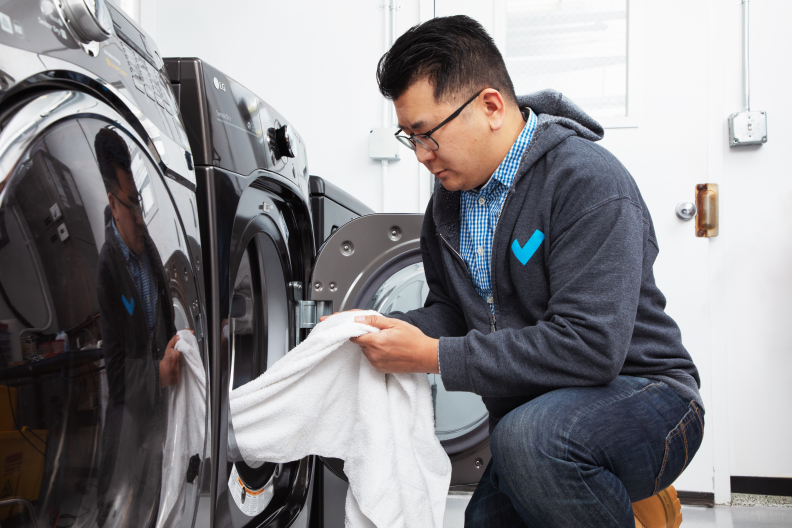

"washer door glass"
[228, 231, 290, 524]
[365, 263, 489, 445]
[0, 109, 206, 528]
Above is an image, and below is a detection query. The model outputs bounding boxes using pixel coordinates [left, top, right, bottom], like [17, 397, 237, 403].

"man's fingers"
[350, 333, 377, 345]
[167, 334, 180, 348]
[353, 314, 394, 329]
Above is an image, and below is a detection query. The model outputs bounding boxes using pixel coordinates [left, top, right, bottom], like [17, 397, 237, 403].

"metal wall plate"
[728, 110, 767, 147]
[369, 127, 401, 161]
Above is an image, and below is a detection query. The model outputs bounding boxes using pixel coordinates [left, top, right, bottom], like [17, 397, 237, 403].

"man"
[94, 127, 181, 527]
[350, 15, 704, 527]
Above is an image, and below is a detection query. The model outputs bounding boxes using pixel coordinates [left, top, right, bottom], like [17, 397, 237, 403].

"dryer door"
[310, 214, 490, 487]
[0, 91, 208, 527]
[220, 183, 312, 528]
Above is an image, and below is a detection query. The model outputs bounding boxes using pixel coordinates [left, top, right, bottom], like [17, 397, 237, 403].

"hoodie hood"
[517, 89, 604, 142]
[430, 90, 604, 242]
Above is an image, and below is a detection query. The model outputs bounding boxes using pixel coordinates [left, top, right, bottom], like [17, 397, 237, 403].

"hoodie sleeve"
[438, 188, 646, 397]
[388, 207, 469, 340]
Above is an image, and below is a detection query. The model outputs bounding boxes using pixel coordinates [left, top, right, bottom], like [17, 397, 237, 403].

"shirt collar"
[112, 220, 132, 263]
[466, 107, 537, 197]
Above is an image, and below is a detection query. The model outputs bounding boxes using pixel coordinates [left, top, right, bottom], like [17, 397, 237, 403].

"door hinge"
[288, 282, 332, 346]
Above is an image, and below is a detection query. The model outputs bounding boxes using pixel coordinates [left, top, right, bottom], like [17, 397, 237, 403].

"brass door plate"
[695, 183, 718, 238]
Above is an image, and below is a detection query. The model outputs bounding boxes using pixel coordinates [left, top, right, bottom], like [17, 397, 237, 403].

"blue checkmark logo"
[512, 230, 545, 265]
[122, 295, 135, 315]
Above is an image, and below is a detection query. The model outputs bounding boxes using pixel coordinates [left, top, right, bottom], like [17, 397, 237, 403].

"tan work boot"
[632, 486, 683, 528]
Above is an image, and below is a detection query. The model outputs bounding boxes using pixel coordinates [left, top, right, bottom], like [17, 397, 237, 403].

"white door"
[432, 0, 721, 499]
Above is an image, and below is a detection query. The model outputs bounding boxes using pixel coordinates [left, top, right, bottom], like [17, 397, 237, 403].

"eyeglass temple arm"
[393, 90, 483, 139]
[423, 91, 483, 136]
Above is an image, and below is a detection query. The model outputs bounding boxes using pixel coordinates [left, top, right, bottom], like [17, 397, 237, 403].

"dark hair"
[376, 15, 516, 105]
[94, 127, 132, 194]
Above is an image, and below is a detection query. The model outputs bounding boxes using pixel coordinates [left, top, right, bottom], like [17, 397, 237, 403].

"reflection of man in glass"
[94, 127, 181, 527]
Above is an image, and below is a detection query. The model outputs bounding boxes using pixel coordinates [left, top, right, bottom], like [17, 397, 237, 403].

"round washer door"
[310, 214, 491, 486]
[0, 91, 208, 527]
[222, 184, 311, 527]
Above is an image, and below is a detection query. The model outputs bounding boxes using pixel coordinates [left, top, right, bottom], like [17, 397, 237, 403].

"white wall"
[142, 0, 430, 214]
[721, 0, 792, 479]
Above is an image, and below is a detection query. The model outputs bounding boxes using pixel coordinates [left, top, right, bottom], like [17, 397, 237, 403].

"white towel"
[230, 310, 451, 528]
[157, 330, 208, 528]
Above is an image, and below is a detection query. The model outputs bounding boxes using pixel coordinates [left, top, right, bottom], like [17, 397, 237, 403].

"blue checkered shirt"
[459, 109, 538, 314]
[113, 221, 158, 332]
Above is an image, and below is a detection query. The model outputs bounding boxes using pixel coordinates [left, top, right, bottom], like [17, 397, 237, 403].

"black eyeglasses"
[395, 90, 484, 152]
[111, 191, 143, 214]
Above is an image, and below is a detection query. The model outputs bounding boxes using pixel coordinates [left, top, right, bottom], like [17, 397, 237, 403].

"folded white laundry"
[157, 330, 208, 528]
[230, 310, 451, 528]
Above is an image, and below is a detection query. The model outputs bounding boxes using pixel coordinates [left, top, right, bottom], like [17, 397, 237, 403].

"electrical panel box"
[728, 110, 767, 147]
[369, 127, 400, 161]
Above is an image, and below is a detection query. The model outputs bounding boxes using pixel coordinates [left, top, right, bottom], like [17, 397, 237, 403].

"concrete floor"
[442, 493, 792, 527]
[681, 505, 792, 527]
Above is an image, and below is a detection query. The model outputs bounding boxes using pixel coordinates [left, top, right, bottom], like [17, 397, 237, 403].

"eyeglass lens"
[396, 134, 439, 152]
[396, 135, 416, 150]
[414, 135, 439, 151]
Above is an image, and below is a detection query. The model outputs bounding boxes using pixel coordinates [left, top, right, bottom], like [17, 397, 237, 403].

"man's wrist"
[425, 337, 440, 374]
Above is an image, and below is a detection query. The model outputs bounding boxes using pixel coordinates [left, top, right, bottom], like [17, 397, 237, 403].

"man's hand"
[350, 315, 440, 374]
[160, 334, 182, 387]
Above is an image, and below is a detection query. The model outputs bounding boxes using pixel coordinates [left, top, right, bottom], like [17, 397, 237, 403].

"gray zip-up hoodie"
[390, 90, 703, 431]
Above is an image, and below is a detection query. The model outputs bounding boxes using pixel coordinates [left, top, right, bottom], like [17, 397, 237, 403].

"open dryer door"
[309, 214, 491, 489]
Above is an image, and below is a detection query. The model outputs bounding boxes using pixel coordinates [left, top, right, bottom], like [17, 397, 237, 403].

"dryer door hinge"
[288, 282, 332, 346]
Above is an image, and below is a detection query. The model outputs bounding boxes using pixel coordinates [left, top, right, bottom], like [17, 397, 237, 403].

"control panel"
[105, 3, 190, 151]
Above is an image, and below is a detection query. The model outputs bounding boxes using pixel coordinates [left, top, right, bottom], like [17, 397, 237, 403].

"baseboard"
[677, 491, 715, 507]
[731, 476, 792, 497]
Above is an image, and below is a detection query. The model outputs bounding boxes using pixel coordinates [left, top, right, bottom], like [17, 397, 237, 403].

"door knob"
[675, 201, 697, 220]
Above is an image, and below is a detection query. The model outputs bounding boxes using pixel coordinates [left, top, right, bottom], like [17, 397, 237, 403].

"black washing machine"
[166, 58, 318, 528]
[307, 176, 374, 253]
[0, 1, 208, 527]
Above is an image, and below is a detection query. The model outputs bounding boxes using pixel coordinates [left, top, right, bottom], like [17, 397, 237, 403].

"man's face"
[108, 167, 145, 255]
[393, 79, 505, 192]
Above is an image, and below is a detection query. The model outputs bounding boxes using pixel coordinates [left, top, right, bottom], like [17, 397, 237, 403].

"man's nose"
[415, 146, 436, 165]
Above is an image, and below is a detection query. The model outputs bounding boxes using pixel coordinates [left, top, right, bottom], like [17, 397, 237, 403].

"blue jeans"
[465, 376, 704, 528]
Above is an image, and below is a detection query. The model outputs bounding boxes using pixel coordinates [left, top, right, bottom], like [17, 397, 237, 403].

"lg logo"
[213, 77, 226, 91]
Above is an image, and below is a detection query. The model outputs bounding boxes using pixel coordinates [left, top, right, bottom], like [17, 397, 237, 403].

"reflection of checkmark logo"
[512, 230, 545, 265]
[122, 295, 135, 315]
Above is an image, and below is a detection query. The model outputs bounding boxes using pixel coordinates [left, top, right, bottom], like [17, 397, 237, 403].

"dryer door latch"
[288, 282, 332, 345]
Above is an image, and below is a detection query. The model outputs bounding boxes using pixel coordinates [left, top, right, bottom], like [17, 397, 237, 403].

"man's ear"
[107, 192, 118, 222]
[481, 89, 507, 132]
